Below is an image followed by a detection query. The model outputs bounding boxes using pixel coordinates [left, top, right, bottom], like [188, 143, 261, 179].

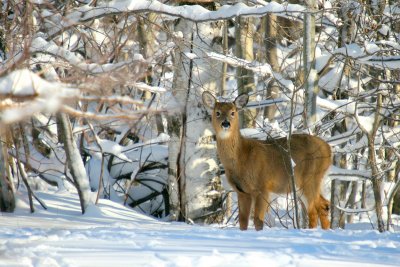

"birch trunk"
[57, 113, 91, 214]
[221, 20, 229, 96]
[167, 17, 192, 221]
[168, 15, 223, 223]
[303, 0, 318, 130]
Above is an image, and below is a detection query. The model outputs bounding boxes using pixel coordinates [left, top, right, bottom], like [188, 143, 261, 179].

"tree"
[0, 0, 399, 231]
[303, 0, 318, 130]
[264, 10, 280, 121]
[236, 15, 257, 127]
[168, 1, 224, 223]
[57, 113, 92, 214]
[0, 129, 15, 212]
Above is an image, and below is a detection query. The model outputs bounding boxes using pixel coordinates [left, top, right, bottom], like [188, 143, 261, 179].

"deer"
[202, 91, 332, 231]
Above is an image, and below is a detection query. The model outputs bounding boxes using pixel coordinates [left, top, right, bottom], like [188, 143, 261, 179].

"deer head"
[202, 91, 249, 140]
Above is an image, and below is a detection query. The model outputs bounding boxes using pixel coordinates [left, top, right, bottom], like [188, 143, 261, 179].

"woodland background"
[0, 0, 399, 233]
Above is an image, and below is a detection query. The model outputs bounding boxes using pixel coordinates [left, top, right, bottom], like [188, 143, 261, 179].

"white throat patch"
[218, 130, 231, 139]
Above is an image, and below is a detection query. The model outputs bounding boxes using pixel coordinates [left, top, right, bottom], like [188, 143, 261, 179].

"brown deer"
[202, 91, 332, 231]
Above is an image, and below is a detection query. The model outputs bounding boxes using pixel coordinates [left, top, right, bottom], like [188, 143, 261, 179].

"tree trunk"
[368, 92, 385, 232]
[330, 153, 347, 229]
[167, 17, 192, 221]
[221, 19, 231, 219]
[168, 14, 224, 223]
[137, 14, 165, 135]
[235, 16, 256, 128]
[57, 113, 91, 214]
[264, 12, 280, 122]
[369, 136, 385, 232]
[303, 0, 318, 130]
[329, 1, 358, 228]
[221, 20, 229, 96]
[345, 181, 358, 223]
[0, 129, 15, 212]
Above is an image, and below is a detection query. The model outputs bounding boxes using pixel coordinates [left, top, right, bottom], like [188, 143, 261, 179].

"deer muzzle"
[221, 120, 230, 129]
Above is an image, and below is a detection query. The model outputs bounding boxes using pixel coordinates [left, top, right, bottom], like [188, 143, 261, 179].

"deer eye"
[231, 111, 235, 117]
[216, 111, 221, 117]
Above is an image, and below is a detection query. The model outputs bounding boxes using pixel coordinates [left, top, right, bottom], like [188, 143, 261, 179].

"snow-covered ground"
[1, 191, 399, 267]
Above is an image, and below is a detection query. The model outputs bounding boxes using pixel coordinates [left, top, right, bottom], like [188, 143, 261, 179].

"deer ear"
[234, 93, 249, 110]
[202, 91, 217, 110]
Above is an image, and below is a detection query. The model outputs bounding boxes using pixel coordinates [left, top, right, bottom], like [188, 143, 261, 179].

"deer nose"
[221, 120, 230, 129]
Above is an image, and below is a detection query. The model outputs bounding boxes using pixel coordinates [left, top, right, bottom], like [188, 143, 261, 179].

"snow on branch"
[77, 0, 304, 22]
[0, 39, 143, 75]
[134, 82, 167, 93]
[207, 52, 272, 77]
[0, 69, 79, 124]
[1, 37, 175, 78]
[317, 97, 357, 114]
[29, 37, 174, 75]
[0, 68, 165, 125]
[332, 43, 400, 70]
[326, 128, 362, 147]
[335, 206, 375, 214]
[329, 166, 371, 181]
[61, 105, 162, 121]
[44, 0, 305, 38]
[200, 51, 295, 91]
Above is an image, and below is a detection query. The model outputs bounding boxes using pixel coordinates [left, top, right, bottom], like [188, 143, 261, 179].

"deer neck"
[216, 128, 242, 166]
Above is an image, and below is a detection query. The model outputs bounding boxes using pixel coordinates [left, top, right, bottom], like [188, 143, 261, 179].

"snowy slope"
[0, 191, 399, 267]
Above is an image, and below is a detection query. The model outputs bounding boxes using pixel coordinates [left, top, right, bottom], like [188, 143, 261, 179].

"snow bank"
[0, 190, 399, 267]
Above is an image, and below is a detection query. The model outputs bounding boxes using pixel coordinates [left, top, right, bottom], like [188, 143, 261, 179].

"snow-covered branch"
[335, 206, 375, 214]
[42, 0, 305, 39]
[31, 37, 173, 75]
[198, 51, 295, 91]
[61, 105, 163, 121]
[0, 68, 167, 125]
[332, 43, 400, 70]
[206, 52, 273, 77]
[329, 166, 371, 181]
[0, 69, 79, 124]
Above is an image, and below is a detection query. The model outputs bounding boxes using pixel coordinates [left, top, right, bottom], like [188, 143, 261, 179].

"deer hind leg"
[317, 194, 330, 229]
[237, 193, 252, 230]
[296, 175, 319, 228]
[254, 193, 269, 231]
[307, 201, 319, 228]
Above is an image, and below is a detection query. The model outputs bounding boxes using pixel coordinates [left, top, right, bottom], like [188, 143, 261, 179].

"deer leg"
[253, 193, 269, 231]
[237, 192, 252, 230]
[317, 194, 330, 229]
[307, 202, 318, 229]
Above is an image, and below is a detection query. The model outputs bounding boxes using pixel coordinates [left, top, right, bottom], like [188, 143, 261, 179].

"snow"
[30, 37, 148, 74]
[1, 190, 399, 267]
[135, 82, 167, 93]
[2, 0, 400, 265]
[86, 0, 305, 23]
[0, 69, 71, 96]
[331, 43, 400, 70]
[0, 69, 79, 123]
[42, 0, 306, 39]
[207, 52, 273, 77]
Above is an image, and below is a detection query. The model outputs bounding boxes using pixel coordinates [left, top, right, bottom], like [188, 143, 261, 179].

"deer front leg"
[237, 192, 252, 230]
[254, 193, 269, 231]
